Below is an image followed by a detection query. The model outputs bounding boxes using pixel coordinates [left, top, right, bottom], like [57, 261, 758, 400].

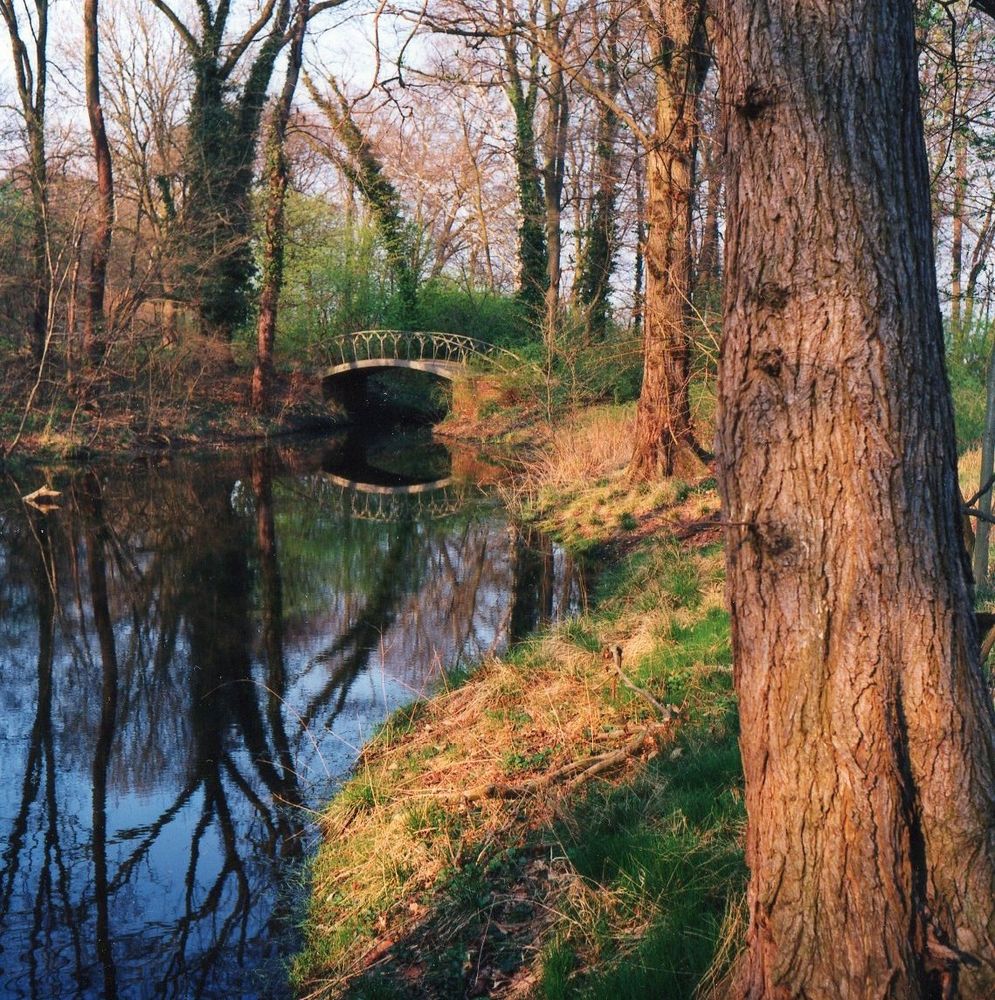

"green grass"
[537, 547, 744, 999]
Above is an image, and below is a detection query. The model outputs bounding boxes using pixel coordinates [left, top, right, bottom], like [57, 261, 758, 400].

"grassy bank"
[294, 407, 746, 999]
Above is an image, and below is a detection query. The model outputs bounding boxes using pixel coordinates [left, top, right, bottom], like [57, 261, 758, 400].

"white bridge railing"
[319, 330, 519, 372]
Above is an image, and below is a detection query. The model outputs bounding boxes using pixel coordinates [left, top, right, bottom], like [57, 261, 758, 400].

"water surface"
[0, 428, 581, 999]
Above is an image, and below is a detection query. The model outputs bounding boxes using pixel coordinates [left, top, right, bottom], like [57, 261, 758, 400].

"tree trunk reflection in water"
[0, 439, 581, 999]
[510, 525, 556, 642]
[82, 473, 120, 1000]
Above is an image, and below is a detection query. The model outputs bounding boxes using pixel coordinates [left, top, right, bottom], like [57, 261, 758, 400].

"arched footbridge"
[320, 330, 520, 390]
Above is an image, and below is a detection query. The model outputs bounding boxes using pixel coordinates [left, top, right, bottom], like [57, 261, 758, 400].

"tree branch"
[147, 0, 197, 52]
[220, 0, 279, 79]
[963, 505, 995, 526]
[967, 472, 995, 509]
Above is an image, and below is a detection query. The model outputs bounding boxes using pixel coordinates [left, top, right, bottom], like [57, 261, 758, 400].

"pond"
[0, 427, 583, 1000]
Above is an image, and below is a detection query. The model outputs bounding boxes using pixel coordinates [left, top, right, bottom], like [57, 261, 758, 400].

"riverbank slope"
[294, 406, 746, 999]
[0, 346, 338, 463]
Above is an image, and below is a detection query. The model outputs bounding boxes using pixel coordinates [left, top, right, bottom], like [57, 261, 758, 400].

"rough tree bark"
[715, 2, 995, 997]
[630, 0, 709, 480]
[83, 0, 114, 358]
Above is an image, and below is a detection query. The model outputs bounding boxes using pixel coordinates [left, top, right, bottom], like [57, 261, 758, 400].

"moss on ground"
[293, 462, 746, 999]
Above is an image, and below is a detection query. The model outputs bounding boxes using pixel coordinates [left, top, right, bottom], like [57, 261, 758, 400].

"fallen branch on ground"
[442, 723, 674, 803]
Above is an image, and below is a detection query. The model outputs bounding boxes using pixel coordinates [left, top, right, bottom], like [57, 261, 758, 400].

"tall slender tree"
[253, 0, 313, 413]
[83, 0, 115, 358]
[574, 3, 621, 340]
[629, 0, 710, 479]
[1, 0, 49, 360]
[715, 1, 995, 996]
[305, 74, 420, 317]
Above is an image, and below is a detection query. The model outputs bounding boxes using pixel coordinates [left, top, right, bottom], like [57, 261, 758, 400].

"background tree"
[83, 0, 114, 357]
[628, 0, 709, 479]
[715, 1, 995, 996]
[148, 0, 291, 340]
[1, 0, 50, 359]
[304, 74, 420, 318]
[252, 0, 313, 413]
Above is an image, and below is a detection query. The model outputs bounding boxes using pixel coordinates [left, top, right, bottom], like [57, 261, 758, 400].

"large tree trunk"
[83, 0, 114, 359]
[630, 7, 709, 481]
[715, 2, 995, 997]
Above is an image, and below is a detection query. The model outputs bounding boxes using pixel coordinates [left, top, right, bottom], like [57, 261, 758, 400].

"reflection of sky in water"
[0, 433, 581, 999]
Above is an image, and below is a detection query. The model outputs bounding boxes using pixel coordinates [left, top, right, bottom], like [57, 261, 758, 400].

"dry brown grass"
[960, 447, 983, 499]
[528, 405, 636, 489]
[496, 404, 722, 553]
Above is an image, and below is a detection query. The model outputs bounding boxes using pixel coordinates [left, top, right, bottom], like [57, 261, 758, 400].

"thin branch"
[963, 505, 995, 525]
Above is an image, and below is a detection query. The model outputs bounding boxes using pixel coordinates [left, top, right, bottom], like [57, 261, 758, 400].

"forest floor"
[0, 344, 337, 463]
[293, 406, 748, 1000]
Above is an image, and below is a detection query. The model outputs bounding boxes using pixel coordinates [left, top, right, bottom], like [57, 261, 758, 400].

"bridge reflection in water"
[0, 428, 584, 1000]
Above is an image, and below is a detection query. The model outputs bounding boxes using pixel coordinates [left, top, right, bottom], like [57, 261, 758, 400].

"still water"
[0, 428, 581, 1000]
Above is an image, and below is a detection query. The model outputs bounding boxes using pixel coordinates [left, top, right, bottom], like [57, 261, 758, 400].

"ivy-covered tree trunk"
[575, 12, 620, 340]
[630, 0, 709, 480]
[510, 89, 548, 323]
[151, 0, 290, 341]
[306, 74, 418, 321]
[26, 116, 48, 362]
[715, 1, 995, 995]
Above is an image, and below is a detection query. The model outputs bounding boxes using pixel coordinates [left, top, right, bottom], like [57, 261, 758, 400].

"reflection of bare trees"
[0, 443, 583, 998]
